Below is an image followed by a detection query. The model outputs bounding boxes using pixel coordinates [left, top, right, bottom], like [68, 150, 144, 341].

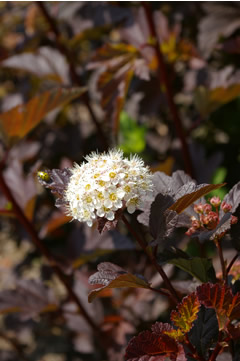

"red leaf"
[197, 283, 240, 330]
[125, 330, 178, 361]
[170, 293, 200, 334]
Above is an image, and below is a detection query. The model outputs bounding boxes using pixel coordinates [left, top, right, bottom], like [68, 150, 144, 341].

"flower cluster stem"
[142, 2, 193, 177]
[0, 171, 98, 334]
[122, 214, 180, 304]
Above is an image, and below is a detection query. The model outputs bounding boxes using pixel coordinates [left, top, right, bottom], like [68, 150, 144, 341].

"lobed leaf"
[197, 283, 240, 330]
[0, 87, 86, 144]
[170, 293, 200, 335]
[125, 330, 179, 361]
[88, 262, 150, 303]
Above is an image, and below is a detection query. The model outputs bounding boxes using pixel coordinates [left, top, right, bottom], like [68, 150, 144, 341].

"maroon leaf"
[197, 283, 240, 330]
[88, 262, 150, 302]
[88, 43, 149, 136]
[125, 330, 178, 361]
[139, 170, 194, 228]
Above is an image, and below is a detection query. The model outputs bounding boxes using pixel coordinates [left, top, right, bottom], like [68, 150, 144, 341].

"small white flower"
[64, 149, 153, 226]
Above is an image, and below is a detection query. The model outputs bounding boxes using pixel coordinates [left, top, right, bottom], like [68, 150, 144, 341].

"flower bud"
[231, 215, 238, 225]
[210, 196, 221, 208]
[203, 203, 212, 214]
[185, 227, 197, 236]
[194, 203, 204, 214]
[221, 201, 232, 213]
[202, 211, 218, 229]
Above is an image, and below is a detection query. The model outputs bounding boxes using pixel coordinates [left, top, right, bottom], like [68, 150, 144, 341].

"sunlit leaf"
[170, 293, 200, 335]
[0, 87, 86, 144]
[169, 183, 225, 214]
[194, 84, 240, 117]
[88, 262, 150, 302]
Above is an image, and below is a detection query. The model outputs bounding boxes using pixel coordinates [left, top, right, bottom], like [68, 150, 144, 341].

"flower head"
[64, 149, 153, 226]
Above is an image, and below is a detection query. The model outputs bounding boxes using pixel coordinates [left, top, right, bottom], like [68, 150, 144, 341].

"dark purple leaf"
[138, 170, 194, 227]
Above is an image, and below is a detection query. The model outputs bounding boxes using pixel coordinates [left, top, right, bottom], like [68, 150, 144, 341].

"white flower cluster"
[65, 149, 153, 226]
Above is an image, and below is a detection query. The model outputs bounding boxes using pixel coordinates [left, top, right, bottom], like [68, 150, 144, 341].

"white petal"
[106, 211, 114, 220]
[114, 199, 122, 209]
[104, 199, 112, 208]
[87, 220, 93, 227]
[97, 208, 105, 217]
[127, 204, 136, 214]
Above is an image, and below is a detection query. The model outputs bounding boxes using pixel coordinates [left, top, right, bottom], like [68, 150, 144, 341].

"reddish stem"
[209, 342, 223, 361]
[142, 2, 193, 177]
[37, 2, 108, 150]
[122, 214, 179, 304]
[216, 238, 227, 283]
[0, 171, 97, 333]
[226, 252, 239, 275]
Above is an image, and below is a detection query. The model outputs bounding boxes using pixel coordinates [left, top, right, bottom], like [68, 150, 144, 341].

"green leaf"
[0, 87, 86, 144]
[119, 111, 146, 154]
[169, 257, 216, 283]
[158, 248, 216, 282]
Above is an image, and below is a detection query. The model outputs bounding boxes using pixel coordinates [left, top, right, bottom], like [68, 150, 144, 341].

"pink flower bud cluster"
[185, 196, 237, 237]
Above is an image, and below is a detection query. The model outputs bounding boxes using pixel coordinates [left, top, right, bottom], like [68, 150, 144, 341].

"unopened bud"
[231, 215, 238, 225]
[210, 196, 221, 208]
[221, 201, 232, 213]
[203, 203, 212, 214]
[192, 219, 201, 229]
[185, 227, 197, 237]
[202, 211, 218, 229]
[194, 203, 204, 214]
